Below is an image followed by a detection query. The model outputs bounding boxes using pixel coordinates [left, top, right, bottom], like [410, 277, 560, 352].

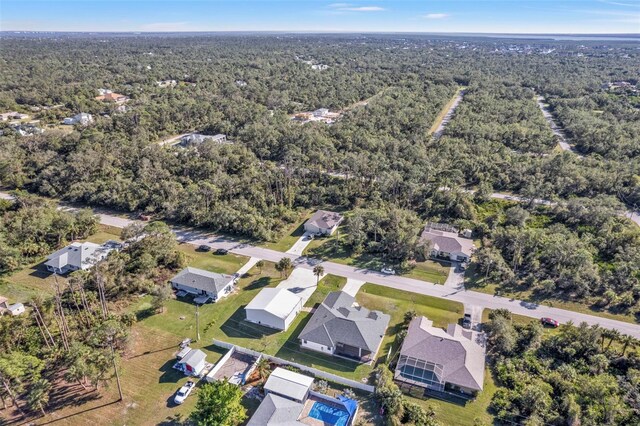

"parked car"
[197, 245, 211, 252]
[215, 248, 229, 255]
[462, 313, 472, 329]
[540, 317, 560, 328]
[303, 234, 314, 241]
[381, 267, 396, 275]
[173, 381, 195, 405]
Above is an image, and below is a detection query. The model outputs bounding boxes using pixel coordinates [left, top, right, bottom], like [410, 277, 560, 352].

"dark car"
[462, 313, 472, 329]
[540, 317, 560, 328]
[197, 245, 211, 252]
[215, 248, 229, 255]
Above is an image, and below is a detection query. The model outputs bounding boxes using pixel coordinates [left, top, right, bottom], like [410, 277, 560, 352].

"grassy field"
[2, 324, 235, 426]
[305, 235, 449, 284]
[259, 209, 313, 252]
[304, 274, 346, 308]
[0, 226, 121, 302]
[177, 244, 249, 275]
[356, 284, 464, 364]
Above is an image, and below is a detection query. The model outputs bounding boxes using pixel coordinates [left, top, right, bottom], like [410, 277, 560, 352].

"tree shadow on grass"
[157, 413, 188, 426]
[243, 276, 273, 291]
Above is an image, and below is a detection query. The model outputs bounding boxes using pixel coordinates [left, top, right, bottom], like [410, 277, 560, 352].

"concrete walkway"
[342, 278, 366, 296]
[276, 268, 324, 305]
[235, 257, 261, 277]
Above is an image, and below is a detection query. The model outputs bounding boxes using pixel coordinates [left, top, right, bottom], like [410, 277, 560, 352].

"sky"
[0, 0, 639, 34]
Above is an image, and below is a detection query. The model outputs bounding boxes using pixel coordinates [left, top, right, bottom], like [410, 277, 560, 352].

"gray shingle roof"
[170, 267, 234, 295]
[420, 228, 474, 256]
[306, 210, 344, 230]
[399, 316, 485, 391]
[298, 291, 389, 352]
[247, 394, 304, 425]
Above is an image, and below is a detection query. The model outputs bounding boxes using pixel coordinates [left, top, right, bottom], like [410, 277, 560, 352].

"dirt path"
[535, 95, 583, 157]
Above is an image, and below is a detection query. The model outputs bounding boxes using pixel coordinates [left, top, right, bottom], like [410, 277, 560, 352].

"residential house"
[419, 226, 475, 263]
[156, 79, 177, 88]
[63, 113, 94, 126]
[180, 133, 228, 146]
[95, 92, 129, 103]
[303, 210, 344, 236]
[248, 368, 359, 425]
[298, 291, 390, 363]
[44, 241, 115, 274]
[170, 267, 236, 303]
[313, 108, 329, 117]
[0, 297, 25, 316]
[395, 316, 485, 396]
[245, 288, 303, 331]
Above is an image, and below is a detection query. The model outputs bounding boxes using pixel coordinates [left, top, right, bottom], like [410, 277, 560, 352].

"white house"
[63, 113, 94, 126]
[304, 210, 344, 236]
[44, 242, 114, 274]
[0, 297, 25, 316]
[263, 367, 314, 403]
[180, 133, 228, 146]
[313, 108, 329, 117]
[170, 267, 236, 303]
[244, 288, 303, 331]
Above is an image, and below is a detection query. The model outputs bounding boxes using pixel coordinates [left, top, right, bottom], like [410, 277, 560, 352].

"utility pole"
[196, 304, 200, 342]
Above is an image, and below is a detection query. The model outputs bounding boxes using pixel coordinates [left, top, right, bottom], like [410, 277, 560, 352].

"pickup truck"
[173, 380, 195, 405]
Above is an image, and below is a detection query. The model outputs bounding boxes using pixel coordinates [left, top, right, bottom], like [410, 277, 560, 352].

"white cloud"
[424, 13, 449, 19]
[329, 4, 385, 12]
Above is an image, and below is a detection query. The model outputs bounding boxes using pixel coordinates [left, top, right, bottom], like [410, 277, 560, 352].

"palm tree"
[255, 357, 271, 382]
[620, 334, 638, 356]
[26, 378, 50, 416]
[606, 329, 621, 352]
[256, 260, 264, 275]
[277, 258, 293, 278]
[313, 265, 325, 285]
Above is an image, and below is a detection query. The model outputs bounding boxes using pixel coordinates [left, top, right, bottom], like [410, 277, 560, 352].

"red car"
[540, 317, 560, 327]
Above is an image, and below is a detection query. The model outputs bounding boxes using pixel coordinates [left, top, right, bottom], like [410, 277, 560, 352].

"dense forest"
[0, 33, 639, 422]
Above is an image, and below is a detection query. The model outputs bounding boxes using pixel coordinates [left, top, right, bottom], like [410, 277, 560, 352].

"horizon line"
[1, 30, 639, 37]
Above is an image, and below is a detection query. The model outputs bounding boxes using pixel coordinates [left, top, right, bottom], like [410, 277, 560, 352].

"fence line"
[211, 339, 375, 393]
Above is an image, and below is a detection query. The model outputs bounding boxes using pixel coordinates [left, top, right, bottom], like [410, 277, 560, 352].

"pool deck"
[298, 395, 348, 426]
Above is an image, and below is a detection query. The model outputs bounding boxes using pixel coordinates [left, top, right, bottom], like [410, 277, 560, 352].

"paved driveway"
[286, 232, 314, 256]
[276, 268, 324, 305]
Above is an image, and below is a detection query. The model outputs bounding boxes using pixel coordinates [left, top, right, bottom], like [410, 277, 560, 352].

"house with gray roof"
[248, 393, 305, 426]
[180, 133, 228, 146]
[44, 241, 115, 274]
[303, 210, 344, 236]
[298, 291, 389, 363]
[395, 316, 485, 396]
[170, 267, 236, 302]
[419, 226, 475, 262]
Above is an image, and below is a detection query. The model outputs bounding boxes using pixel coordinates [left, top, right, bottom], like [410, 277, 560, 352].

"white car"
[173, 381, 195, 405]
[381, 267, 396, 275]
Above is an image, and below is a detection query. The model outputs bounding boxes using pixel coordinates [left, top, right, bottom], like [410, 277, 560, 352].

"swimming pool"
[308, 401, 350, 426]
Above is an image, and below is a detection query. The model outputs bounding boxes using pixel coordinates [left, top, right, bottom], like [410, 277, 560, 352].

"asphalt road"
[3, 190, 640, 337]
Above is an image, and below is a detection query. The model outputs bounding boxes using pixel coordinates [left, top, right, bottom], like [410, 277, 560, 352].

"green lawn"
[259, 209, 313, 252]
[407, 367, 497, 426]
[403, 260, 450, 284]
[0, 226, 121, 302]
[356, 284, 464, 364]
[304, 274, 346, 308]
[177, 244, 249, 275]
[304, 233, 449, 284]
